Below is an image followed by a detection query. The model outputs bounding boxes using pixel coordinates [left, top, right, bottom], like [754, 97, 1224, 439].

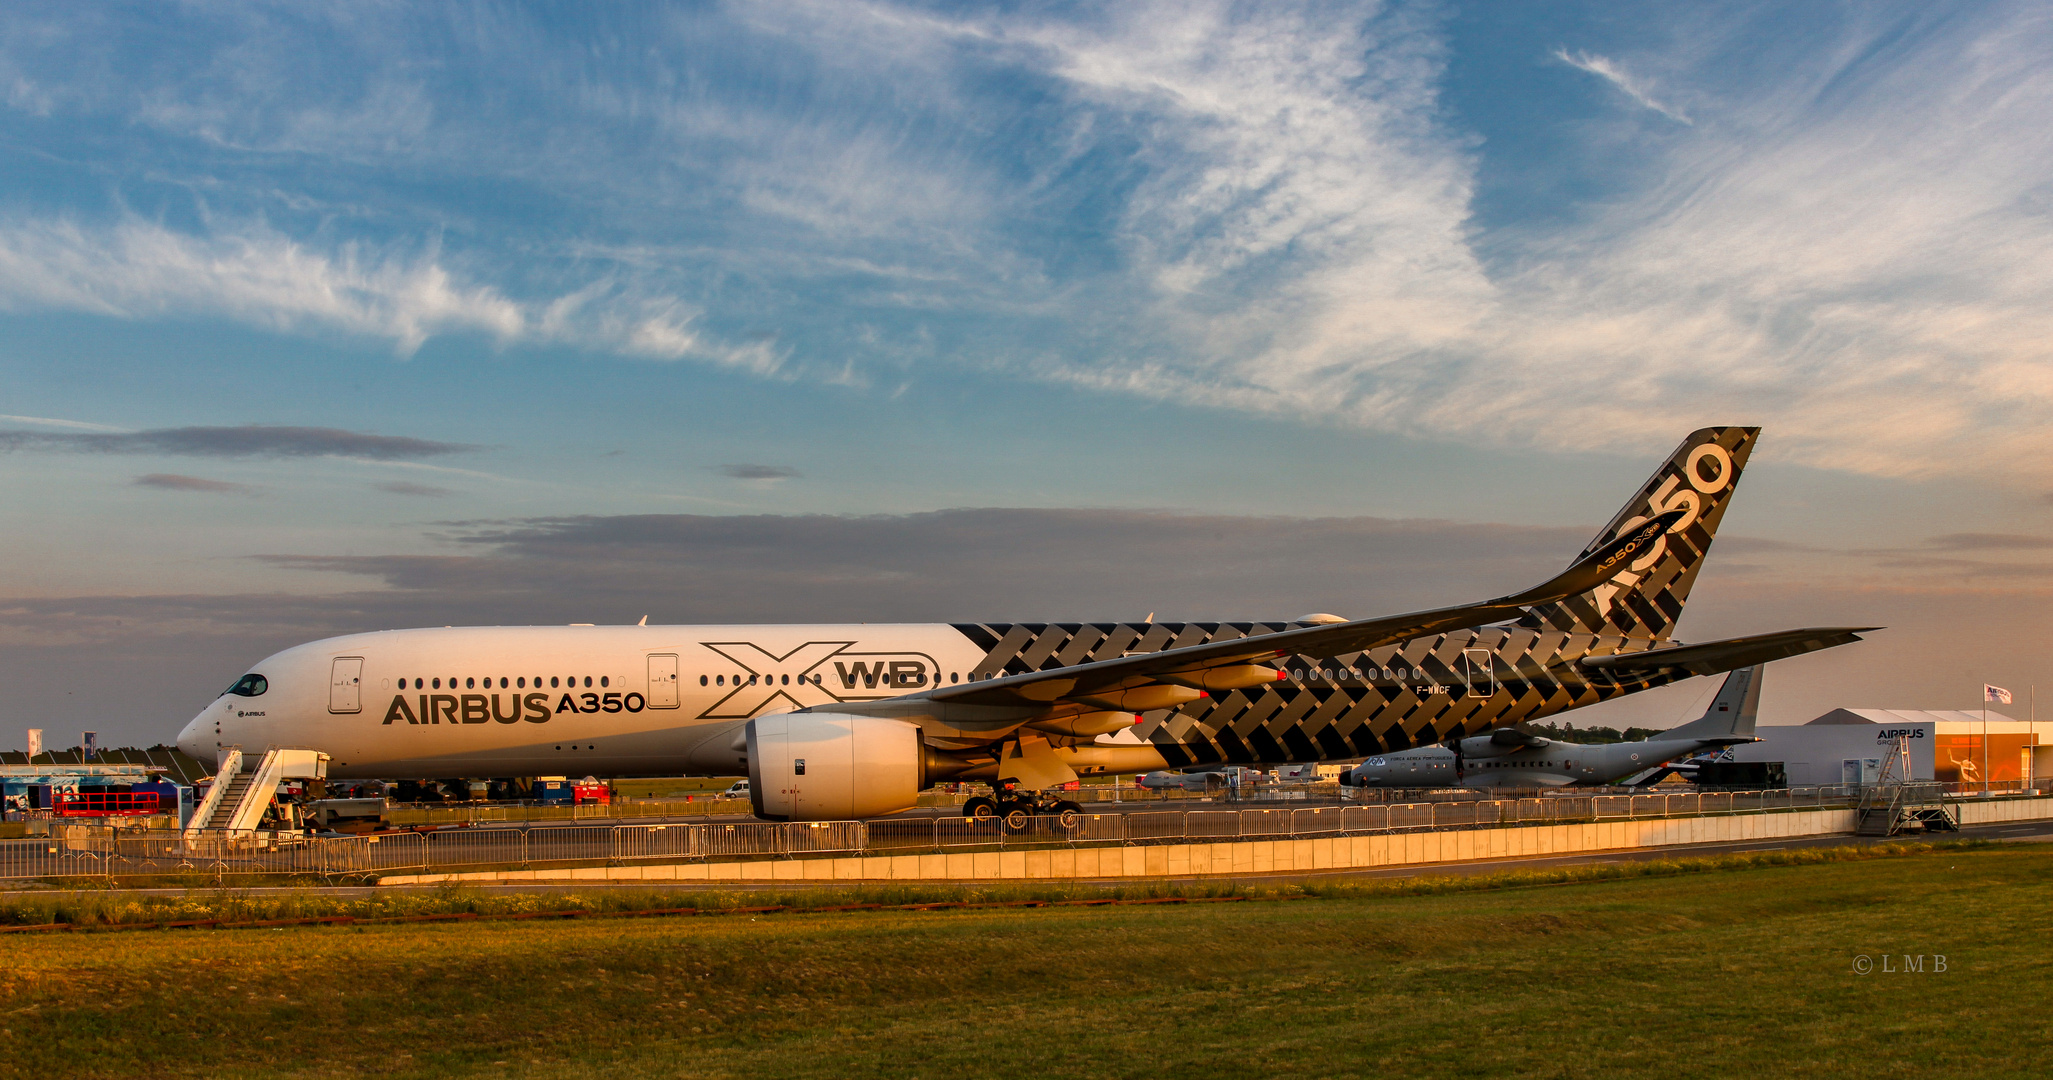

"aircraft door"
[329, 657, 363, 714]
[647, 654, 680, 709]
[1462, 649, 1496, 699]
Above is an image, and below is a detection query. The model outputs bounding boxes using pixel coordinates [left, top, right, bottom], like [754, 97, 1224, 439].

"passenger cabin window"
[225, 673, 268, 697]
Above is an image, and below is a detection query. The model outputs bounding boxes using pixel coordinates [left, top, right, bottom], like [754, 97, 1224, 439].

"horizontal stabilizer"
[1579, 627, 1879, 678]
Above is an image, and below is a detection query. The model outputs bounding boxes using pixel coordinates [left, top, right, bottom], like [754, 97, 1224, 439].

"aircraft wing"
[1578, 626, 1879, 677]
[924, 510, 1684, 711]
[1486, 728, 1552, 750]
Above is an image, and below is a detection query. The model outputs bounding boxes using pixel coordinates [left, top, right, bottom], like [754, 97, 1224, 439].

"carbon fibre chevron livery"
[949, 620, 1712, 767]
[939, 427, 1821, 769]
[1520, 426, 1755, 640]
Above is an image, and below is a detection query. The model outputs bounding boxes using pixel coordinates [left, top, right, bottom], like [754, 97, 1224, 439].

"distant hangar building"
[1719, 709, 2053, 788]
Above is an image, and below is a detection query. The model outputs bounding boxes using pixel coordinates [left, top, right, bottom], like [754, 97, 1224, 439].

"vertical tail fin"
[1662, 665, 1764, 741]
[1520, 426, 1759, 640]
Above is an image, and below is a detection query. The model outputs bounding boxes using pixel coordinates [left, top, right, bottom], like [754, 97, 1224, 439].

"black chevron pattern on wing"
[965, 602, 1815, 768]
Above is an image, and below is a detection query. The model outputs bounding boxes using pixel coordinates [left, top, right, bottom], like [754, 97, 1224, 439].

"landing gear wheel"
[1001, 805, 1033, 831]
[963, 797, 998, 820]
[1054, 800, 1083, 831]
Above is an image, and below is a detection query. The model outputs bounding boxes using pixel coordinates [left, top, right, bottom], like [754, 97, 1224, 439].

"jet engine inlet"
[745, 712, 926, 821]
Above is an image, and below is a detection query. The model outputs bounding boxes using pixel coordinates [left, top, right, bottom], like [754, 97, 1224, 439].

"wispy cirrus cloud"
[1003, 1, 2053, 482]
[1472, 3, 2053, 479]
[0, 217, 783, 369]
[3, 1, 2052, 486]
[1553, 49, 1692, 123]
[0, 219, 522, 355]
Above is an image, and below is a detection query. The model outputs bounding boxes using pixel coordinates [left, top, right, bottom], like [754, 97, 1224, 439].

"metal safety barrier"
[0, 785, 1904, 881]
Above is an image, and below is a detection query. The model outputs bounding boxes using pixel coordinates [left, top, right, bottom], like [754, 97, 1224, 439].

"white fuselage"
[176, 624, 992, 779]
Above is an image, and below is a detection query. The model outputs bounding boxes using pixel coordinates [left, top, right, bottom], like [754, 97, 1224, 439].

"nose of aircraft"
[176, 705, 216, 762]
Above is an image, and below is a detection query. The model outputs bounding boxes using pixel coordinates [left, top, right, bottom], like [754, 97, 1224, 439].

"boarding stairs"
[182, 746, 331, 837]
[1855, 736, 1959, 837]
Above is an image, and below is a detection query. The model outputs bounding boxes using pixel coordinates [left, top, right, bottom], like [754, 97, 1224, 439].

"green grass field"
[3, 842, 2047, 1079]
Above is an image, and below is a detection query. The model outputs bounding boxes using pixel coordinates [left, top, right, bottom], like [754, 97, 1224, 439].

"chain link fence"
[0, 785, 1892, 882]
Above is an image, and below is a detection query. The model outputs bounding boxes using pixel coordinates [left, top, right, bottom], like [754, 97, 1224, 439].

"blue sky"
[4, 1, 2052, 745]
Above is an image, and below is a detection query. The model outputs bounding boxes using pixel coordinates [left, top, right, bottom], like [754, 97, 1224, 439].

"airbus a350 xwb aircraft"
[177, 427, 1872, 823]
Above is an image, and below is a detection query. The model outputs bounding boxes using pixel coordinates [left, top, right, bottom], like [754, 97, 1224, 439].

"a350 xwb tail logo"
[1594, 438, 1735, 618]
[695, 641, 939, 719]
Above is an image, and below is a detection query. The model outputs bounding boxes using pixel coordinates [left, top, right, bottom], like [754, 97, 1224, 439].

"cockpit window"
[224, 673, 268, 697]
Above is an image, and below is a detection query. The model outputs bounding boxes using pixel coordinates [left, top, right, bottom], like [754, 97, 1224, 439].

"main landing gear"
[962, 792, 1084, 831]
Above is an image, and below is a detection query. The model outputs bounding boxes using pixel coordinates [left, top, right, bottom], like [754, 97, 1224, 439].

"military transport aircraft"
[177, 427, 1872, 824]
[1137, 766, 1238, 792]
[1339, 664, 1765, 789]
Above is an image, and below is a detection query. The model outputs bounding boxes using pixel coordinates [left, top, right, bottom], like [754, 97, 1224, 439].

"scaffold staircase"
[1855, 736, 1959, 837]
[182, 747, 331, 836]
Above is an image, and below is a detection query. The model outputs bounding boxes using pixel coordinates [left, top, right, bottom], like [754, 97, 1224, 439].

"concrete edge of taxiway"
[370, 797, 2053, 889]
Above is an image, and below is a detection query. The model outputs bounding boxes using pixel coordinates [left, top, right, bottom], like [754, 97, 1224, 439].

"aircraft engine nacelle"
[746, 712, 926, 821]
